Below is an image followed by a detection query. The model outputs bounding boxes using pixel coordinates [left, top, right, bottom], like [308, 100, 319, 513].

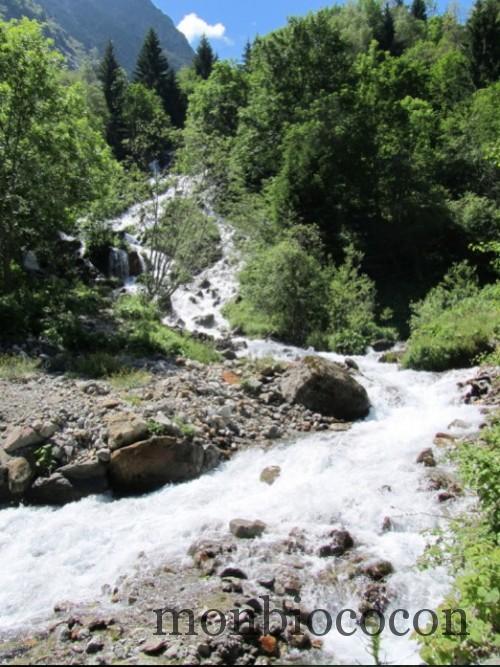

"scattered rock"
[219, 567, 248, 580]
[106, 413, 149, 451]
[194, 314, 215, 328]
[258, 635, 279, 658]
[142, 640, 167, 656]
[260, 466, 281, 486]
[372, 340, 394, 352]
[361, 560, 394, 581]
[59, 461, 109, 495]
[318, 530, 354, 558]
[416, 449, 436, 467]
[86, 638, 104, 654]
[382, 517, 393, 533]
[229, 519, 267, 540]
[280, 356, 370, 421]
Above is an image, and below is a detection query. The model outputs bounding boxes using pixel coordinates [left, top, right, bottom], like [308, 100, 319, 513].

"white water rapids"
[0, 189, 484, 665]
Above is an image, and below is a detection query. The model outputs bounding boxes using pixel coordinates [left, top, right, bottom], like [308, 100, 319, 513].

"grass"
[223, 299, 275, 339]
[67, 352, 124, 379]
[108, 369, 152, 391]
[0, 355, 40, 380]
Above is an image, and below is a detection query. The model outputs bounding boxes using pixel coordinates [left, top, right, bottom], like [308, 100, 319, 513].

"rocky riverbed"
[0, 354, 368, 507]
[0, 355, 497, 666]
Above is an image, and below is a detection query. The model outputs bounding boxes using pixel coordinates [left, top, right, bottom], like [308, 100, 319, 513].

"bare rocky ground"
[0, 358, 497, 666]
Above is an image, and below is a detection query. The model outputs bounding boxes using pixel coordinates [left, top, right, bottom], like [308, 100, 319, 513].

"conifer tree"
[242, 39, 252, 70]
[194, 35, 216, 79]
[411, 0, 428, 20]
[98, 41, 127, 158]
[468, 0, 500, 87]
[378, 4, 396, 53]
[135, 28, 185, 127]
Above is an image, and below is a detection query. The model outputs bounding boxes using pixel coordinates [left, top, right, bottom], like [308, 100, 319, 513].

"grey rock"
[260, 466, 281, 486]
[27, 474, 81, 506]
[106, 413, 149, 451]
[280, 356, 370, 421]
[7, 457, 35, 496]
[59, 461, 109, 495]
[229, 519, 267, 540]
[109, 437, 219, 495]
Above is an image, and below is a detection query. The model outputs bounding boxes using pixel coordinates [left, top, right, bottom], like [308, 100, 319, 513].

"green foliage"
[121, 83, 178, 168]
[0, 19, 118, 294]
[418, 418, 500, 664]
[134, 28, 184, 128]
[114, 294, 220, 364]
[327, 245, 396, 354]
[141, 194, 221, 300]
[98, 41, 127, 158]
[232, 229, 329, 345]
[108, 368, 152, 391]
[67, 352, 124, 378]
[194, 35, 216, 80]
[34, 444, 57, 474]
[468, 0, 500, 88]
[403, 269, 500, 370]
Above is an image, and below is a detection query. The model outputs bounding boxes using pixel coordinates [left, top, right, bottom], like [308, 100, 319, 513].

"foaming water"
[0, 356, 482, 665]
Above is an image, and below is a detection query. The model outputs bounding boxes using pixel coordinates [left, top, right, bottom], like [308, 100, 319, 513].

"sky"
[152, 0, 475, 60]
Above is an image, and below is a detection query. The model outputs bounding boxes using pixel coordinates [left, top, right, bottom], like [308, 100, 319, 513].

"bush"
[0, 355, 40, 380]
[403, 274, 500, 371]
[228, 229, 329, 345]
[326, 245, 397, 354]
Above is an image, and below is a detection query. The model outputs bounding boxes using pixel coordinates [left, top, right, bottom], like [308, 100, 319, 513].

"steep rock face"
[280, 356, 371, 421]
[0, 0, 194, 71]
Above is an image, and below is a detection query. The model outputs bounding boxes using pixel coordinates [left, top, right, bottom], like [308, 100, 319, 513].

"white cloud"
[177, 13, 228, 44]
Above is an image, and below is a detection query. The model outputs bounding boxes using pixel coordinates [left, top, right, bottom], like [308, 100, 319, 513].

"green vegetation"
[0, 355, 40, 379]
[113, 294, 220, 364]
[419, 417, 500, 664]
[180, 0, 500, 355]
[225, 229, 395, 353]
[108, 368, 152, 391]
[403, 265, 500, 370]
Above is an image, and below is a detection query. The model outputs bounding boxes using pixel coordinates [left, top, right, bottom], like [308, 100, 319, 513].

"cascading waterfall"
[0, 182, 483, 665]
[108, 247, 130, 283]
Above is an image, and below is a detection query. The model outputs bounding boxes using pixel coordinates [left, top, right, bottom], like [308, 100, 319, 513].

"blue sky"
[153, 0, 475, 60]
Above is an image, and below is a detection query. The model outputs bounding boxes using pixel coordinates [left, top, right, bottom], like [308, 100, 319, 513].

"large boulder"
[59, 461, 109, 496]
[106, 413, 149, 451]
[280, 356, 370, 421]
[7, 457, 35, 496]
[0, 462, 10, 503]
[229, 519, 267, 539]
[2, 422, 57, 455]
[27, 474, 82, 506]
[108, 437, 219, 495]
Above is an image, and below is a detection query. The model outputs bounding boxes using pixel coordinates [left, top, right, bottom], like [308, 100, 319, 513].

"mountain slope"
[0, 0, 194, 71]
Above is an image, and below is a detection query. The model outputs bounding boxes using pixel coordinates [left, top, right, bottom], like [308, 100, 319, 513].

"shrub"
[403, 277, 500, 371]
[326, 245, 396, 354]
[229, 229, 329, 345]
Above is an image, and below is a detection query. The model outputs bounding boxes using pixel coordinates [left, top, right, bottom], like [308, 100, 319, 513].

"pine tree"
[194, 35, 216, 80]
[377, 4, 396, 53]
[411, 0, 428, 20]
[98, 41, 127, 158]
[468, 0, 500, 87]
[135, 28, 185, 127]
[242, 39, 252, 70]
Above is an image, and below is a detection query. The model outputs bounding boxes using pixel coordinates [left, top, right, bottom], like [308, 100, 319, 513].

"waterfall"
[108, 247, 130, 283]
